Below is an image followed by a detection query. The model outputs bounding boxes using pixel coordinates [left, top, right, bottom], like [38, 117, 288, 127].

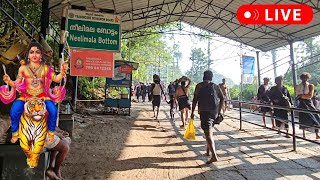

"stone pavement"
[111, 103, 320, 179]
[64, 102, 320, 179]
[229, 108, 320, 154]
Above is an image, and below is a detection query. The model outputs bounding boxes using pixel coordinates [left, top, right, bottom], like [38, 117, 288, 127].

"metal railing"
[0, 0, 39, 39]
[227, 100, 320, 151]
[0, 0, 69, 60]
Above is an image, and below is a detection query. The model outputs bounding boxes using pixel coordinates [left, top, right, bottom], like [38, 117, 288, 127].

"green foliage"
[107, 87, 129, 99]
[78, 77, 105, 100]
[0, 0, 41, 36]
[285, 36, 320, 86]
[186, 48, 208, 84]
[242, 84, 258, 101]
[314, 84, 320, 94]
[120, 87, 129, 94]
[121, 24, 181, 83]
[187, 82, 197, 99]
[286, 85, 295, 97]
[229, 86, 240, 100]
[13, 0, 41, 23]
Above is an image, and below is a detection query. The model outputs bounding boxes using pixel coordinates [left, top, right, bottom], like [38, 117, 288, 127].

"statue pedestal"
[0, 144, 49, 180]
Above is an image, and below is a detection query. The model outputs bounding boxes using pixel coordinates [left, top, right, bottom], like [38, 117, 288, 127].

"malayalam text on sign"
[67, 9, 121, 51]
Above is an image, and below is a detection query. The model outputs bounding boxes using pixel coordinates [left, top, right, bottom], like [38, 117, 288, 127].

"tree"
[229, 85, 240, 100]
[285, 37, 320, 86]
[169, 43, 183, 82]
[211, 71, 234, 86]
[121, 25, 178, 83]
[186, 48, 208, 83]
[242, 84, 258, 101]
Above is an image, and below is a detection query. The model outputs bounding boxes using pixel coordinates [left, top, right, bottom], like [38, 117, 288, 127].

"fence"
[227, 100, 320, 151]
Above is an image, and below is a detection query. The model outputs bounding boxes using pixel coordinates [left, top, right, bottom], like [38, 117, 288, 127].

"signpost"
[70, 48, 114, 77]
[67, 8, 121, 111]
[67, 9, 121, 51]
[105, 60, 139, 116]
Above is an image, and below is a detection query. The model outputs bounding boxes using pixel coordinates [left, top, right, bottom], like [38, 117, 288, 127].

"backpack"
[168, 84, 175, 95]
[198, 82, 220, 112]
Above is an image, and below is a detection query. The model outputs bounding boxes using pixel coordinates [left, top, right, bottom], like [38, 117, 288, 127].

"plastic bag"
[184, 119, 196, 140]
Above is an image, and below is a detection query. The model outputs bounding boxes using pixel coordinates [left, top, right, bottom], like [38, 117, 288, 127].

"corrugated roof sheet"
[34, 0, 320, 51]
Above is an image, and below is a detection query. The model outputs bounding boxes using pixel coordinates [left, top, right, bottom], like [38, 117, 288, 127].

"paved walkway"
[231, 108, 320, 153]
[63, 102, 320, 180]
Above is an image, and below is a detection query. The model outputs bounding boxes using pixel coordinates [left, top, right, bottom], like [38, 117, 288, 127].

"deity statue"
[0, 42, 68, 168]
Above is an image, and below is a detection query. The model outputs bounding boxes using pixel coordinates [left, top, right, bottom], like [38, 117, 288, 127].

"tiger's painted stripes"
[19, 98, 48, 168]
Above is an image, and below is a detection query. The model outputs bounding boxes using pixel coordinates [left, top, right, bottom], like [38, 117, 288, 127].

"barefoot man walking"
[191, 70, 224, 164]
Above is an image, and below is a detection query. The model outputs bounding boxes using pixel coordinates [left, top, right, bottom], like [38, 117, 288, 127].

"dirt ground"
[62, 102, 206, 180]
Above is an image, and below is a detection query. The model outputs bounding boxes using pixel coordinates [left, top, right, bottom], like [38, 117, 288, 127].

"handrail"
[225, 114, 320, 146]
[0, 0, 40, 37]
[230, 99, 320, 129]
[4, 0, 39, 31]
[229, 99, 320, 115]
[227, 99, 320, 151]
[0, 0, 69, 59]
[231, 107, 320, 130]
[48, 22, 69, 56]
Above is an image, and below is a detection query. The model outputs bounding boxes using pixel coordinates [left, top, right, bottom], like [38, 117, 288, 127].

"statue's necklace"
[28, 65, 42, 88]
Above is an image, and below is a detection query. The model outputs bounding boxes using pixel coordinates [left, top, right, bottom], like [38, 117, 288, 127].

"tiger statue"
[19, 97, 48, 168]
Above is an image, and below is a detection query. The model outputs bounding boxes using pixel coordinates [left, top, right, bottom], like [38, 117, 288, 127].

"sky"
[164, 23, 297, 86]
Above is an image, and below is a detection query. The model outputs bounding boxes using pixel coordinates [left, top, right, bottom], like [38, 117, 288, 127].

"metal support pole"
[74, 76, 79, 111]
[240, 45, 243, 130]
[129, 74, 132, 116]
[256, 51, 261, 86]
[56, 5, 69, 126]
[271, 49, 277, 78]
[129, 36, 131, 61]
[290, 110, 297, 151]
[290, 41, 297, 89]
[104, 77, 107, 101]
[208, 38, 211, 69]
[239, 102, 242, 130]
[59, 5, 68, 63]
[92, 77, 95, 99]
[158, 57, 160, 76]
[40, 0, 49, 39]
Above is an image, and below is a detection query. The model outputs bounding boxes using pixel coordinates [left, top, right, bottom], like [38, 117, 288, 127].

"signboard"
[67, 9, 121, 51]
[107, 61, 132, 86]
[120, 65, 132, 74]
[242, 75, 255, 84]
[70, 48, 114, 77]
[105, 107, 130, 115]
[242, 55, 255, 75]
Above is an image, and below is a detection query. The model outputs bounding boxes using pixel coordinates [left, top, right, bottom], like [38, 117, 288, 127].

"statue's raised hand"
[60, 62, 69, 75]
[3, 74, 11, 84]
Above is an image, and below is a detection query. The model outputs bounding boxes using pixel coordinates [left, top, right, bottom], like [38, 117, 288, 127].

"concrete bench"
[0, 143, 50, 180]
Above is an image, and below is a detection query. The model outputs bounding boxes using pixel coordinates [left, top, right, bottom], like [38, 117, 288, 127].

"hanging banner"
[70, 48, 114, 77]
[67, 9, 121, 51]
[242, 55, 255, 75]
[242, 75, 255, 84]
